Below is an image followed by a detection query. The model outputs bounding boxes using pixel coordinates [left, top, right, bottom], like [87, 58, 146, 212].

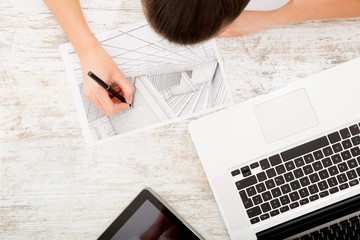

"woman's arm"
[220, 0, 360, 37]
[277, 0, 360, 24]
[44, 0, 134, 115]
[43, 0, 96, 56]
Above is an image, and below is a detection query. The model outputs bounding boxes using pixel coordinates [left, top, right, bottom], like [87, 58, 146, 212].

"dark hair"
[142, 0, 250, 45]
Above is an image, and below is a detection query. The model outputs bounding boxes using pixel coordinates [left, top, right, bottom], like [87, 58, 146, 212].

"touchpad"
[254, 88, 318, 143]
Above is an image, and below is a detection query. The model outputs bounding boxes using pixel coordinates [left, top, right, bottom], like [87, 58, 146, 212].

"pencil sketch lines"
[63, 23, 232, 143]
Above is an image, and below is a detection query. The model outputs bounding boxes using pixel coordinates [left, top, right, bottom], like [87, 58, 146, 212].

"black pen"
[87, 71, 132, 107]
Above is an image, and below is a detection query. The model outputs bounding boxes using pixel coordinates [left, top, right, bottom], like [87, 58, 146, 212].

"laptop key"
[308, 184, 319, 194]
[313, 150, 324, 160]
[256, 183, 266, 193]
[260, 159, 270, 170]
[260, 213, 270, 221]
[340, 128, 351, 139]
[266, 168, 276, 178]
[302, 165, 314, 175]
[333, 143, 343, 153]
[357, 165, 360, 175]
[304, 154, 315, 164]
[281, 136, 329, 161]
[241, 166, 252, 177]
[309, 194, 319, 202]
[253, 195, 263, 205]
[350, 124, 360, 135]
[351, 146, 360, 157]
[309, 173, 320, 183]
[239, 191, 253, 209]
[336, 173, 347, 183]
[270, 199, 281, 209]
[289, 192, 300, 201]
[275, 164, 286, 175]
[250, 162, 259, 169]
[319, 169, 329, 179]
[319, 191, 329, 198]
[295, 157, 305, 167]
[331, 154, 342, 164]
[300, 176, 310, 187]
[262, 191, 272, 202]
[347, 159, 358, 169]
[294, 168, 304, 178]
[327, 177, 338, 187]
[285, 161, 295, 171]
[352, 136, 360, 146]
[247, 186, 257, 197]
[274, 175, 285, 186]
[281, 184, 291, 194]
[329, 187, 339, 194]
[265, 179, 275, 189]
[349, 179, 359, 186]
[299, 188, 310, 198]
[341, 150, 352, 161]
[342, 139, 353, 149]
[318, 181, 329, 191]
[323, 146, 333, 156]
[246, 206, 262, 218]
[231, 169, 240, 176]
[269, 154, 282, 166]
[299, 198, 309, 205]
[346, 169, 357, 180]
[284, 172, 295, 182]
[271, 188, 282, 198]
[322, 158, 332, 168]
[260, 202, 271, 213]
[280, 195, 290, 205]
[290, 180, 301, 191]
[270, 209, 279, 217]
[257, 172, 267, 182]
[280, 205, 290, 213]
[236, 175, 257, 190]
[250, 217, 260, 224]
[338, 163, 348, 173]
[328, 166, 339, 176]
[290, 202, 299, 209]
[312, 161, 323, 171]
[339, 183, 349, 190]
[328, 132, 341, 143]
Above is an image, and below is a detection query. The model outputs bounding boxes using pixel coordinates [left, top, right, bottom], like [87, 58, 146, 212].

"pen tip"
[129, 104, 132, 108]
[87, 71, 92, 76]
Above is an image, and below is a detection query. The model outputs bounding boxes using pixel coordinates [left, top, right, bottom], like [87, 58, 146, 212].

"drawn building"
[67, 24, 232, 141]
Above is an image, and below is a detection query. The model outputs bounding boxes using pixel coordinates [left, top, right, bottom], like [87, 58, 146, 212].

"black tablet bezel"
[97, 188, 204, 240]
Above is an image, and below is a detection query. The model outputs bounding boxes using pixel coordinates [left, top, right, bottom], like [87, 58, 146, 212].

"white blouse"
[245, 0, 289, 11]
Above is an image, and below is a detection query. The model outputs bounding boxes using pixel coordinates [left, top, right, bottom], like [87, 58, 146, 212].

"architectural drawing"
[61, 23, 232, 145]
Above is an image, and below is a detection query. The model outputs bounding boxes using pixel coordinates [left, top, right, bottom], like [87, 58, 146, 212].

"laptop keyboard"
[295, 214, 360, 240]
[231, 122, 360, 225]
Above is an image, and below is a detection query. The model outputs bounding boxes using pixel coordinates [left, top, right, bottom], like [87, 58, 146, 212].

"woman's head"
[142, 0, 250, 45]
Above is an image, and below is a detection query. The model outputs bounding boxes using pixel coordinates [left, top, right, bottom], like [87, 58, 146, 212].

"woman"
[44, 0, 360, 115]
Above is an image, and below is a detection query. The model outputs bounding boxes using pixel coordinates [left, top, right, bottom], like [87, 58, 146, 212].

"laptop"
[188, 57, 360, 239]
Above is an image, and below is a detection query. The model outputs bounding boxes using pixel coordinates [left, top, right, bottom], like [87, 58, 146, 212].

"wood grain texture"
[0, 0, 359, 239]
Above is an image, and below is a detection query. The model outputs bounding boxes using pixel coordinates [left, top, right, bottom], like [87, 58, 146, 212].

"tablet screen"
[98, 188, 203, 240]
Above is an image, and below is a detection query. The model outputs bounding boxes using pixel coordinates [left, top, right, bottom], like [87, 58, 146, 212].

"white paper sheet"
[60, 22, 233, 146]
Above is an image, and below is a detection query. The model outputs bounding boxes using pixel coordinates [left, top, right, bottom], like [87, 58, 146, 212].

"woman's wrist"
[70, 31, 103, 60]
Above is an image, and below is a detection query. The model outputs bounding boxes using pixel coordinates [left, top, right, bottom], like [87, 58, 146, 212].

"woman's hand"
[44, 0, 134, 115]
[80, 44, 135, 115]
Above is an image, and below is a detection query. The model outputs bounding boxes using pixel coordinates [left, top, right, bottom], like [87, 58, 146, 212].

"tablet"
[98, 188, 205, 240]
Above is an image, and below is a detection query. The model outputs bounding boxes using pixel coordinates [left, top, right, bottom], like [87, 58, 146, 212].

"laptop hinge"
[256, 194, 360, 240]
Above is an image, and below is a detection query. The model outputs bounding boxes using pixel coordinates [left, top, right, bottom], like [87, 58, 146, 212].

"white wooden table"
[1, 1, 359, 239]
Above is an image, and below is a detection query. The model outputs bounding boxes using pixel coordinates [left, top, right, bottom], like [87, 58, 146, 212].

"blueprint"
[60, 22, 233, 146]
